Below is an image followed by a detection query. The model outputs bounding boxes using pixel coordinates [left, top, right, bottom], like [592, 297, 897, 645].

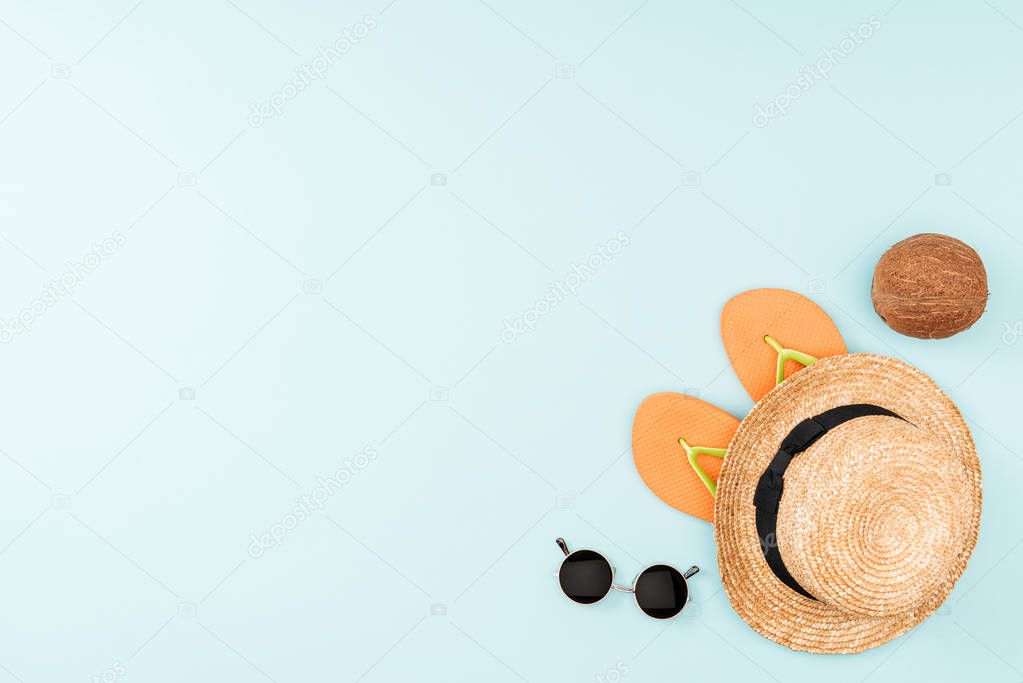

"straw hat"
[714, 353, 981, 654]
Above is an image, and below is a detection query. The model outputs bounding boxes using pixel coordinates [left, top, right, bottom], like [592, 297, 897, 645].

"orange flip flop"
[632, 393, 740, 522]
[720, 289, 847, 403]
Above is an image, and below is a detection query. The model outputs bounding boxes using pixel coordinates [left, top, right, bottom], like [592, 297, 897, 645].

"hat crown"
[776, 416, 971, 617]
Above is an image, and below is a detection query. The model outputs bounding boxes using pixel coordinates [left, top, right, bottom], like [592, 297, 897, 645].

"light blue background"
[0, 1, 1021, 681]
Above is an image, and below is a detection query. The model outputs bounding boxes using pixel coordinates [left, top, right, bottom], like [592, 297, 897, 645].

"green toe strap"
[763, 334, 818, 386]
[679, 437, 726, 497]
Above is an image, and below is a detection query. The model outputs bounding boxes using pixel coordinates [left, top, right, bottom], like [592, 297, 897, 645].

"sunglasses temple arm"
[555, 537, 570, 557]
[683, 566, 700, 580]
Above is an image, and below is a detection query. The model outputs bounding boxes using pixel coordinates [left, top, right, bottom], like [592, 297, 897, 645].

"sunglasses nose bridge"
[610, 583, 634, 593]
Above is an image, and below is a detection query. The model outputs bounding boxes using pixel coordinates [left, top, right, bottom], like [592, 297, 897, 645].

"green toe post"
[763, 334, 818, 386]
[679, 437, 727, 497]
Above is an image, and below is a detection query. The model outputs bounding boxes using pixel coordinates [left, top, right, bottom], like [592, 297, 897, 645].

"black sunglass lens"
[635, 565, 687, 619]
[559, 550, 613, 604]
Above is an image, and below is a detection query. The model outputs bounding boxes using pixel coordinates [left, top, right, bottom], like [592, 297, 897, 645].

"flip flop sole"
[721, 289, 847, 403]
[632, 392, 740, 523]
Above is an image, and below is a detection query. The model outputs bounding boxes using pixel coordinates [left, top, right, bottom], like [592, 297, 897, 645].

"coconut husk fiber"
[871, 233, 988, 339]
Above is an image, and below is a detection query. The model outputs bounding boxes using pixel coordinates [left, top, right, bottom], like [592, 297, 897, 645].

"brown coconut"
[871, 233, 988, 339]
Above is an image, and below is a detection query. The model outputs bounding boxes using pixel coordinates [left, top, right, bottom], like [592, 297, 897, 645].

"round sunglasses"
[553, 538, 699, 619]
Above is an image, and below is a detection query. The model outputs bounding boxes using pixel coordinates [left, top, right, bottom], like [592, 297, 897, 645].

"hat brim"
[714, 354, 981, 654]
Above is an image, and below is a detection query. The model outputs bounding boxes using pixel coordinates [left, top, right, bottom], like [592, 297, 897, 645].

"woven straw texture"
[714, 354, 981, 654]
